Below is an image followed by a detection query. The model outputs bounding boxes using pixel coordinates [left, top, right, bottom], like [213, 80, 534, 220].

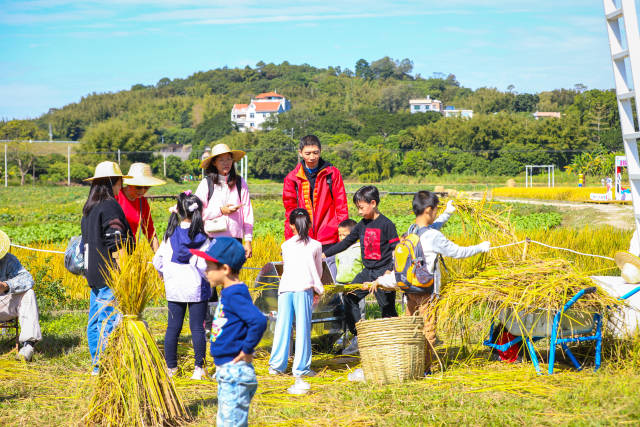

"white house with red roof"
[231, 91, 291, 131]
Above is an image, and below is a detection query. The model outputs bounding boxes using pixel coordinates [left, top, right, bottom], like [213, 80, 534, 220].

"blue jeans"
[164, 300, 208, 369]
[216, 361, 258, 427]
[268, 289, 313, 376]
[87, 286, 119, 366]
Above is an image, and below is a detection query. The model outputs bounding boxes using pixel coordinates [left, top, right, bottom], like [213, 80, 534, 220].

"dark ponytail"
[164, 192, 205, 241]
[289, 208, 311, 244]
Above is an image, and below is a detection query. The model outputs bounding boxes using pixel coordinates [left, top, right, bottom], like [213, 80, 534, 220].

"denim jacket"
[0, 253, 34, 295]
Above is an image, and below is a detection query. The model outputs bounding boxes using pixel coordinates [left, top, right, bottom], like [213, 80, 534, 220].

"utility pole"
[67, 144, 71, 186]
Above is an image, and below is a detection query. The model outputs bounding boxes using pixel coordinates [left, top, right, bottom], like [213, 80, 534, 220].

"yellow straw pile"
[85, 242, 189, 426]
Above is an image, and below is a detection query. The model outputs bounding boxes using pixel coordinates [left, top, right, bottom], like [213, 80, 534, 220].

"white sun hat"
[200, 143, 245, 170]
[84, 161, 132, 182]
[123, 163, 166, 187]
[615, 251, 640, 284]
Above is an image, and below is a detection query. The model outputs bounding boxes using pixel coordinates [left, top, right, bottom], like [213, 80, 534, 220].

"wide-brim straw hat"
[0, 229, 9, 260]
[84, 161, 132, 182]
[123, 162, 166, 187]
[614, 251, 640, 283]
[200, 143, 245, 170]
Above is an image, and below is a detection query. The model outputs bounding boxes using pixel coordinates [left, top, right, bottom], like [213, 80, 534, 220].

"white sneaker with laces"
[167, 367, 178, 378]
[17, 343, 34, 362]
[191, 366, 207, 380]
[268, 367, 283, 375]
[287, 377, 310, 394]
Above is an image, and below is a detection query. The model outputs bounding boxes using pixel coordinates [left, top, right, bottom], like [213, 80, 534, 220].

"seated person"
[0, 230, 42, 361]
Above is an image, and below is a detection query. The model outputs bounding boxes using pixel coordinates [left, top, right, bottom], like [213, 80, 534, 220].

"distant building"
[533, 111, 562, 120]
[409, 97, 473, 118]
[231, 91, 292, 131]
[443, 106, 474, 119]
[409, 96, 443, 114]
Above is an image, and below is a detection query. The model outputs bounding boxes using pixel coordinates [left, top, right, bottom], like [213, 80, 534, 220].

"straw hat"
[84, 161, 132, 182]
[200, 143, 245, 170]
[614, 251, 640, 284]
[123, 163, 166, 187]
[0, 229, 9, 260]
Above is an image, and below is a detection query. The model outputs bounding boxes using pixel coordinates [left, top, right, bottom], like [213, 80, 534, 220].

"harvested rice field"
[2, 309, 640, 426]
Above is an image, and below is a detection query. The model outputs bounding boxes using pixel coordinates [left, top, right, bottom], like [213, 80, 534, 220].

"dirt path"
[469, 194, 635, 230]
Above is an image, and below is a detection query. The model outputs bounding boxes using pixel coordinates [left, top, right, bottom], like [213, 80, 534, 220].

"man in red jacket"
[283, 135, 349, 277]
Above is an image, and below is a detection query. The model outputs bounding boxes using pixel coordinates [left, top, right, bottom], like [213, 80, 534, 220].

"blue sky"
[0, 0, 621, 119]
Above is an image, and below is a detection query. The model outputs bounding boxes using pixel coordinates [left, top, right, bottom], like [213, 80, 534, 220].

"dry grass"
[491, 186, 608, 202]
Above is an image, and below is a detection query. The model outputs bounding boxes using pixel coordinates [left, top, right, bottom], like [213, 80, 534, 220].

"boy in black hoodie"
[323, 186, 399, 354]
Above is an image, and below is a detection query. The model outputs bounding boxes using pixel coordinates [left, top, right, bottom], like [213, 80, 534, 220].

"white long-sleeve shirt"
[279, 236, 324, 295]
[377, 220, 486, 295]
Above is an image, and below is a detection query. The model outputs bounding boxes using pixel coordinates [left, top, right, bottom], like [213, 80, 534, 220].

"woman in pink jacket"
[195, 143, 254, 258]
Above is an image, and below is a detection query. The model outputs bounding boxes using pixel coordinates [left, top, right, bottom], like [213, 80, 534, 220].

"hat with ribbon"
[84, 161, 132, 182]
[200, 143, 245, 170]
[123, 163, 166, 187]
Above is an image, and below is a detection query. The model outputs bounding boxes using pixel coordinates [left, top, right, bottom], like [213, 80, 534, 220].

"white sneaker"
[17, 343, 34, 362]
[299, 369, 316, 377]
[167, 367, 178, 378]
[347, 368, 365, 382]
[268, 367, 283, 375]
[287, 377, 310, 394]
[342, 336, 359, 355]
[191, 366, 208, 380]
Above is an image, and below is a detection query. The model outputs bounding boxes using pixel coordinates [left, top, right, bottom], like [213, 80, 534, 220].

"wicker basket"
[356, 316, 426, 384]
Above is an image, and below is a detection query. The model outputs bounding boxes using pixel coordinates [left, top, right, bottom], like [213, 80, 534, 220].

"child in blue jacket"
[191, 237, 267, 427]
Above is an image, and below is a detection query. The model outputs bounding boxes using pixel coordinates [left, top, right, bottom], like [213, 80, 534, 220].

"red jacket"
[283, 161, 349, 246]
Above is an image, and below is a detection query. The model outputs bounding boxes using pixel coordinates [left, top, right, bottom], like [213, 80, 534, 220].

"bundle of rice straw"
[436, 259, 622, 342]
[85, 242, 189, 426]
[433, 196, 622, 349]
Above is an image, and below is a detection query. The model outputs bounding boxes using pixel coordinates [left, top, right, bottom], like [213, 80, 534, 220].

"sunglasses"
[131, 185, 151, 191]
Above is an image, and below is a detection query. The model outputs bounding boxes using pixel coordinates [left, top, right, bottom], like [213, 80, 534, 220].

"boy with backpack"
[368, 191, 490, 372]
[323, 186, 399, 355]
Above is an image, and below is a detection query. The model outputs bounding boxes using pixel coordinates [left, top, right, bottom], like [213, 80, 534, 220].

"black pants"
[165, 300, 208, 369]
[344, 266, 397, 335]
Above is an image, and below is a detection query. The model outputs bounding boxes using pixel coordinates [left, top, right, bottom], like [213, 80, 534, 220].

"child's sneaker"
[91, 366, 100, 376]
[347, 368, 365, 382]
[167, 367, 178, 378]
[287, 377, 310, 395]
[191, 366, 208, 380]
[342, 336, 359, 355]
[17, 342, 34, 362]
[268, 367, 283, 375]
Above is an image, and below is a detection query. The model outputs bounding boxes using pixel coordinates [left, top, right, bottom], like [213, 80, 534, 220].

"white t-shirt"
[279, 236, 324, 295]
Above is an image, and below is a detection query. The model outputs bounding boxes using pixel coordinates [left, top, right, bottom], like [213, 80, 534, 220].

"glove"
[445, 200, 456, 214]
[479, 241, 491, 252]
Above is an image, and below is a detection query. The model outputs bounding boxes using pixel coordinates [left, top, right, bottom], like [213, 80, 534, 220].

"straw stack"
[85, 242, 189, 426]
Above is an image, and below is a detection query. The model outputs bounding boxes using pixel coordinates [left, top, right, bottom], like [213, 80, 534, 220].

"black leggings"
[344, 267, 397, 335]
[164, 300, 208, 368]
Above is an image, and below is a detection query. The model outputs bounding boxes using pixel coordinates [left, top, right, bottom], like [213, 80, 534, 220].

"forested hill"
[0, 58, 622, 181]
